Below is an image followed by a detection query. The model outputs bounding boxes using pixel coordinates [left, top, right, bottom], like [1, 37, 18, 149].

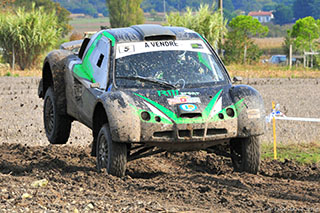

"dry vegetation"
[1, 65, 320, 78]
[226, 64, 320, 78]
[253, 37, 284, 50]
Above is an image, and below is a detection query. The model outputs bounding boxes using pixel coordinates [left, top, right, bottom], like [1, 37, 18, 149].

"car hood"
[118, 85, 240, 124]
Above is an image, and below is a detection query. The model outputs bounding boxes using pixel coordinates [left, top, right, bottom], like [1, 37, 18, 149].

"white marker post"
[266, 103, 320, 160]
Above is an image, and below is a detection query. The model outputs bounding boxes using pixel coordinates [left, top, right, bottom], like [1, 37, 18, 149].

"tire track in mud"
[0, 77, 320, 211]
[0, 143, 319, 212]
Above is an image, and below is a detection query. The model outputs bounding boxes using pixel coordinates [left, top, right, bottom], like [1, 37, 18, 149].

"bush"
[0, 4, 62, 70]
[69, 32, 83, 41]
[166, 4, 227, 49]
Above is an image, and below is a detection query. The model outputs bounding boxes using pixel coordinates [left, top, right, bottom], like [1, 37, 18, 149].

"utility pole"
[163, 0, 166, 21]
[218, 0, 223, 56]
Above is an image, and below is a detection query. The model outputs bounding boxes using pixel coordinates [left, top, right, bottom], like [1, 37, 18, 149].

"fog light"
[218, 113, 224, 119]
[141, 111, 151, 121]
[226, 108, 235, 117]
[155, 116, 161, 122]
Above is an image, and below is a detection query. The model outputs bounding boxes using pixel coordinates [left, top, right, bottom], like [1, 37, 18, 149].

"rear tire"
[230, 136, 261, 174]
[96, 124, 127, 177]
[43, 87, 71, 144]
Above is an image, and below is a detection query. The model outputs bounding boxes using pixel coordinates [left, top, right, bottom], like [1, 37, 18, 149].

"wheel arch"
[38, 50, 73, 115]
[91, 102, 109, 156]
[230, 85, 265, 137]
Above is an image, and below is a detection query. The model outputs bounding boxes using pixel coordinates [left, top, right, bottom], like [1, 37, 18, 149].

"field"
[1, 18, 320, 211]
[0, 76, 319, 211]
[69, 17, 110, 34]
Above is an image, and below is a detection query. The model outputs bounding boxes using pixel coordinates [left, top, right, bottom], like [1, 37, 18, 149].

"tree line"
[53, 0, 320, 26]
[1, 0, 319, 69]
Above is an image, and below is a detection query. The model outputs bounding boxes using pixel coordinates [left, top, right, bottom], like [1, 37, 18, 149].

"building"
[248, 11, 274, 23]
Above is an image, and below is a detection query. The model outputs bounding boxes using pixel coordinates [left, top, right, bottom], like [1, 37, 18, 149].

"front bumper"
[140, 118, 237, 142]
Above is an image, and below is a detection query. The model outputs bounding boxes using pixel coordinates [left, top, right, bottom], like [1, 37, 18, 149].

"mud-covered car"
[38, 24, 265, 177]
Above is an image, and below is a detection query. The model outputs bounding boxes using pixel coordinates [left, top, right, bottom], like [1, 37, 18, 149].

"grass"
[69, 17, 110, 25]
[1, 64, 320, 78]
[261, 141, 320, 164]
[0, 68, 41, 77]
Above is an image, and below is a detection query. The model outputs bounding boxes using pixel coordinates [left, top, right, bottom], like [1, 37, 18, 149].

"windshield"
[115, 40, 228, 88]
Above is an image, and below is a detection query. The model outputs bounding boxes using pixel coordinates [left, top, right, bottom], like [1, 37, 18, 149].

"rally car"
[38, 24, 265, 177]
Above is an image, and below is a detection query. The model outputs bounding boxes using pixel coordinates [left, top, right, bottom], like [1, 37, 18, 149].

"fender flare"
[38, 49, 73, 115]
[230, 85, 265, 137]
[102, 91, 141, 142]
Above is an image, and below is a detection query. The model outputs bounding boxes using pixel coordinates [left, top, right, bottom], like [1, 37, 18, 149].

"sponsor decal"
[180, 91, 200, 96]
[118, 45, 135, 53]
[180, 104, 197, 112]
[191, 43, 203, 49]
[145, 41, 178, 48]
[247, 109, 260, 119]
[115, 40, 211, 59]
[158, 90, 179, 97]
[158, 90, 200, 97]
[167, 95, 201, 105]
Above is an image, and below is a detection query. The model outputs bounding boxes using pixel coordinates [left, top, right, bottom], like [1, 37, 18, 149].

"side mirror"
[232, 76, 243, 83]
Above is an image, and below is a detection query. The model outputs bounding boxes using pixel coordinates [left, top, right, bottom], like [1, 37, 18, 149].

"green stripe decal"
[73, 32, 116, 81]
[102, 31, 116, 46]
[134, 90, 224, 124]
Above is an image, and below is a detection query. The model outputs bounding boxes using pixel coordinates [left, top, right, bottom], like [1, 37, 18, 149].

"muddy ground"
[0, 77, 320, 212]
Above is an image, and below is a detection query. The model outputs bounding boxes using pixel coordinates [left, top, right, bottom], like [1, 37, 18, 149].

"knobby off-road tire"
[43, 87, 71, 144]
[230, 136, 261, 174]
[96, 124, 127, 177]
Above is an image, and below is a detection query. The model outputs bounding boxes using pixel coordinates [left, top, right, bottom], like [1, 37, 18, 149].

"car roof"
[102, 24, 202, 44]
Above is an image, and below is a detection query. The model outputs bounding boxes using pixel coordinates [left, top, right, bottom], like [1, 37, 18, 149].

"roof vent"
[131, 24, 176, 40]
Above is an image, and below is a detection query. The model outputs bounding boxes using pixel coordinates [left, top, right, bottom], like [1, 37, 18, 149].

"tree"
[290, 16, 320, 52]
[106, 0, 144, 28]
[273, 4, 293, 25]
[0, 4, 62, 69]
[293, 0, 312, 20]
[223, 15, 268, 64]
[310, 0, 320, 19]
[166, 4, 227, 49]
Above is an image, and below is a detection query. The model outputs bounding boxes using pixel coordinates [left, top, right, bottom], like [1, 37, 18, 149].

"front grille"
[180, 113, 202, 118]
[178, 130, 191, 137]
[207, 128, 227, 136]
[193, 129, 205, 137]
[153, 128, 228, 139]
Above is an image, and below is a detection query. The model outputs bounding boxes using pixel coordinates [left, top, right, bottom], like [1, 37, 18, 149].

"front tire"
[230, 136, 261, 174]
[43, 87, 71, 144]
[96, 124, 127, 177]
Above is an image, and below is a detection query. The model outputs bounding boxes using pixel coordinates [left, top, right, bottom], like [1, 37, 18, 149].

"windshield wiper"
[117, 76, 177, 89]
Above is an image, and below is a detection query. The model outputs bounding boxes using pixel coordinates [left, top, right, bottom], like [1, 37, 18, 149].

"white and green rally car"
[38, 24, 265, 177]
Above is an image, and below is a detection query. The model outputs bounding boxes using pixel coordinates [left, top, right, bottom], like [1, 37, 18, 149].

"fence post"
[243, 44, 247, 64]
[272, 101, 277, 160]
[12, 46, 15, 71]
[289, 44, 292, 69]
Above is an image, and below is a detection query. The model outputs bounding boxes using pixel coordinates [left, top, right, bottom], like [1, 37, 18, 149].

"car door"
[70, 35, 111, 127]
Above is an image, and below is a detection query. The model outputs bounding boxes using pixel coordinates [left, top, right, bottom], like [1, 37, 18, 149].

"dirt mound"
[1, 143, 320, 212]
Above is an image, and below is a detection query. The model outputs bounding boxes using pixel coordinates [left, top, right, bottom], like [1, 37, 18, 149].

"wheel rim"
[98, 134, 108, 170]
[44, 97, 54, 135]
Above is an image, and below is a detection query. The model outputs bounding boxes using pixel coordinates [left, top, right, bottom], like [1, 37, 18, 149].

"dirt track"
[0, 77, 320, 212]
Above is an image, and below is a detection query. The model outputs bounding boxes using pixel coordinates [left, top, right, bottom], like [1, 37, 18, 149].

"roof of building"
[248, 11, 273, 16]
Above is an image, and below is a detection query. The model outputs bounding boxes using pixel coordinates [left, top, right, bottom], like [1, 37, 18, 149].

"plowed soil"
[0, 77, 320, 212]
